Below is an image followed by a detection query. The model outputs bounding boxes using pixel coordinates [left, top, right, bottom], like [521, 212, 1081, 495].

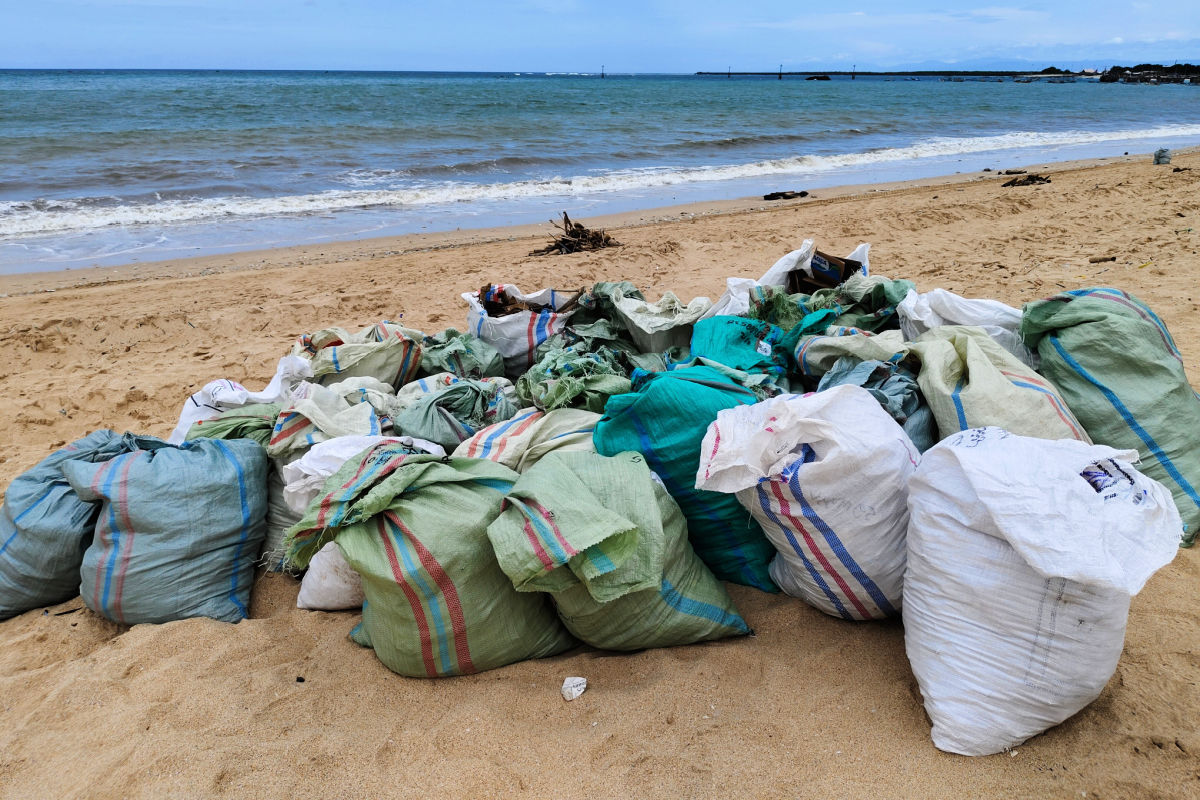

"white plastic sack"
[702, 240, 869, 319]
[904, 427, 1181, 756]
[462, 285, 578, 378]
[281, 434, 445, 515]
[296, 542, 365, 611]
[696, 385, 918, 620]
[898, 288, 1037, 367]
[168, 355, 313, 444]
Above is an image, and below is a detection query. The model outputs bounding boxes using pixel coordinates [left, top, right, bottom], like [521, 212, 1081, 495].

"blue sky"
[4, 1, 1197, 71]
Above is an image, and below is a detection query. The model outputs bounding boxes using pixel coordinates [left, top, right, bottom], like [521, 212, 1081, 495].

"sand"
[1, 151, 1198, 799]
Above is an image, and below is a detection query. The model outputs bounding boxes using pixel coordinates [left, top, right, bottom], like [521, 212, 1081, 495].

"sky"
[3, 1, 1197, 72]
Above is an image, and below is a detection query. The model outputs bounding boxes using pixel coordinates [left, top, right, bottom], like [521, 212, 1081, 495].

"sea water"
[2, 69, 1199, 273]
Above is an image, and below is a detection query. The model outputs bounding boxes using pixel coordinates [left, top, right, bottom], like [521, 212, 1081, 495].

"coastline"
[0, 145, 1197, 799]
[1, 148, 1189, 297]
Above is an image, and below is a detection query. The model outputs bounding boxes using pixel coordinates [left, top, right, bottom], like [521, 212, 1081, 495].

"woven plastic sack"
[419, 328, 504, 379]
[697, 386, 917, 619]
[292, 321, 423, 389]
[904, 427, 1180, 755]
[898, 288, 1037, 367]
[487, 451, 749, 650]
[1021, 287, 1200, 546]
[393, 377, 520, 451]
[793, 329, 909, 379]
[516, 347, 631, 412]
[167, 355, 313, 444]
[284, 448, 575, 677]
[265, 380, 389, 463]
[453, 407, 600, 472]
[910, 326, 1089, 443]
[613, 291, 712, 353]
[282, 434, 445, 515]
[64, 436, 268, 625]
[688, 316, 789, 389]
[0, 430, 138, 620]
[594, 365, 778, 592]
[184, 403, 296, 571]
[296, 542, 364, 611]
[463, 284, 579, 378]
[703, 241, 870, 319]
[817, 357, 936, 453]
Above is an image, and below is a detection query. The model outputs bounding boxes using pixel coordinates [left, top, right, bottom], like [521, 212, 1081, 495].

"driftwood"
[529, 212, 619, 256]
[1002, 174, 1051, 187]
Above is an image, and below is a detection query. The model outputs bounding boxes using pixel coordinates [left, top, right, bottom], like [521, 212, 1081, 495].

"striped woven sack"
[292, 321, 423, 389]
[486, 451, 749, 650]
[910, 326, 1090, 444]
[452, 407, 600, 472]
[697, 386, 916, 620]
[284, 449, 575, 677]
[0, 430, 137, 620]
[594, 365, 778, 592]
[1021, 287, 1200, 546]
[265, 380, 388, 463]
[793, 328, 910, 379]
[64, 436, 268, 625]
[463, 284, 579, 379]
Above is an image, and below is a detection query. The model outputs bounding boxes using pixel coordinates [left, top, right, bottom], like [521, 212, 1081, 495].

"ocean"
[3, 69, 1199, 274]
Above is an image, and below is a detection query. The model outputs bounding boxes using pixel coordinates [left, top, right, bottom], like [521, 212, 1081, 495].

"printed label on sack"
[756, 340, 773, 357]
[1081, 458, 1145, 505]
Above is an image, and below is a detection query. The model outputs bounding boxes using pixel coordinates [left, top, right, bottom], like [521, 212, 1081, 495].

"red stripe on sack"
[315, 449, 407, 530]
[522, 513, 556, 570]
[529, 500, 576, 558]
[378, 516, 437, 677]
[768, 481, 872, 619]
[110, 455, 138, 624]
[90, 459, 116, 614]
[489, 411, 541, 460]
[525, 312, 538, 369]
[705, 423, 722, 480]
[388, 511, 475, 675]
[269, 414, 311, 446]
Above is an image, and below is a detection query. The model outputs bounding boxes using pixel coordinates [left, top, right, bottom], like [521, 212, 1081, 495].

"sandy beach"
[1, 150, 1198, 799]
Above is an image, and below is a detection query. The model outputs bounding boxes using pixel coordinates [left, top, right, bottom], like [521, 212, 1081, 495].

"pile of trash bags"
[1, 237, 1193, 757]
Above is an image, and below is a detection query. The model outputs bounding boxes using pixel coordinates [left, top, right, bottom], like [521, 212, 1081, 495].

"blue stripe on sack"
[471, 478, 515, 494]
[582, 545, 616, 575]
[100, 457, 123, 615]
[1, 484, 61, 556]
[551, 428, 594, 440]
[950, 376, 969, 431]
[659, 577, 748, 631]
[212, 440, 251, 619]
[479, 410, 535, 458]
[418, 378, 430, 392]
[1049, 335, 1200, 513]
[329, 455, 398, 528]
[787, 470, 898, 616]
[628, 411, 755, 586]
[390, 520, 452, 674]
[331, 347, 341, 373]
[535, 309, 551, 347]
[397, 341, 415, 382]
[525, 505, 569, 564]
[754, 479, 849, 618]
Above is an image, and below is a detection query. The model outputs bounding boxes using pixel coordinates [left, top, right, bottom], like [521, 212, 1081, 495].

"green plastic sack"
[516, 347, 632, 412]
[0, 430, 137, 620]
[284, 449, 575, 676]
[910, 326, 1090, 443]
[393, 378, 520, 451]
[793, 329, 910, 379]
[419, 328, 504, 379]
[185, 403, 281, 447]
[292, 321, 423, 389]
[594, 365, 778, 592]
[487, 451, 749, 650]
[63, 436, 268, 625]
[1021, 287, 1200, 546]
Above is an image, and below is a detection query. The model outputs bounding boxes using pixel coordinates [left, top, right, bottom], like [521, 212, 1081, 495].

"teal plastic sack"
[64, 436, 269, 624]
[688, 316, 789, 390]
[0, 430, 136, 620]
[594, 365, 778, 591]
[1021, 287, 1200, 546]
